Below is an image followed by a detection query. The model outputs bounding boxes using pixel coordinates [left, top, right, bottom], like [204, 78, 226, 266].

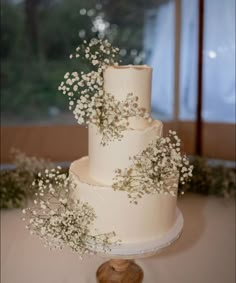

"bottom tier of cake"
[70, 157, 178, 245]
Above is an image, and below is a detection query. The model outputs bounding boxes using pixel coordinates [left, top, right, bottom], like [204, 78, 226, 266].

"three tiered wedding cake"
[70, 65, 178, 245]
[23, 39, 192, 255]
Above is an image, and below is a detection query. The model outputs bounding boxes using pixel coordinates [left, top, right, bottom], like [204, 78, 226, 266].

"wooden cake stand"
[96, 208, 184, 283]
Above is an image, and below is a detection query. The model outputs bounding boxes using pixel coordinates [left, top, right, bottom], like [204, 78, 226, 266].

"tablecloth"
[1, 193, 235, 283]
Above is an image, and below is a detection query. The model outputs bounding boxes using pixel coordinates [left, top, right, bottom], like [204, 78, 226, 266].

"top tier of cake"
[104, 65, 152, 129]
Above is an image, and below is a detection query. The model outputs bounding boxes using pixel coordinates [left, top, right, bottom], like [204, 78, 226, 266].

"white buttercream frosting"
[89, 120, 163, 185]
[103, 65, 152, 129]
[70, 157, 177, 244]
[69, 64, 179, 246]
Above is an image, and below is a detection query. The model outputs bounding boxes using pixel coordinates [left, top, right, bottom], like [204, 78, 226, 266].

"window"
[1, 0, 158, 125]
[202, 0, 235, 123]
[144, 0, 175, 120]
[1, 0, 235, 163]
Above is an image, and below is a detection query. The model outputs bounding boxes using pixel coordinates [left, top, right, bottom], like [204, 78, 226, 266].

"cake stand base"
[96, 259, 143, 283]
[95, 208, 183, 282]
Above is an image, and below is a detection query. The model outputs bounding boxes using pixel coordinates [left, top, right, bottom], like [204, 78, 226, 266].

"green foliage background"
[1, 0, 159, 123]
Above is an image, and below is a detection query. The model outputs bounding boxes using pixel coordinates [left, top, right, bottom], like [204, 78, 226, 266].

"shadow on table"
[156, 193, 207, 258]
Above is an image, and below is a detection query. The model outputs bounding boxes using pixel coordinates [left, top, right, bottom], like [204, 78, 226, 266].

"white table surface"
[1, 193, 235, 283]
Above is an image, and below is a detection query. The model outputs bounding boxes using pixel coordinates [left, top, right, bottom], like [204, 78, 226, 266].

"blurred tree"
[0, 1, 23, 59]
[39, 0, 96, 59]
[25, 0, 40, 57]
[1, 0, 160, 123]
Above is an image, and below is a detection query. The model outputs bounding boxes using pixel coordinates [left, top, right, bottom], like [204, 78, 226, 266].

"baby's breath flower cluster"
[58, 38, 119, 122]
[76, 91, 151, 145]
[112, 130, 193, 204]
[58, 38, 150, 145]
[23, 168, 115, 256]
[58, 38, 119, 103]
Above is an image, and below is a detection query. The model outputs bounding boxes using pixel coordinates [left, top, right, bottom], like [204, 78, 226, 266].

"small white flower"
[64, 72, 69, 79]
[73, 85, 78, 91]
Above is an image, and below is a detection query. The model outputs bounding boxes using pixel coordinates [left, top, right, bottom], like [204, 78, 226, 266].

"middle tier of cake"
[88, 120, 163, 185]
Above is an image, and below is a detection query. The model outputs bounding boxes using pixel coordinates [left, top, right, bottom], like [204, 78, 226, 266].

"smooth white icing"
[103, 65, 152, 129]
[69, 64, 179, 246]
[70, 157, 178, 244]
[88, 120, 163, 185]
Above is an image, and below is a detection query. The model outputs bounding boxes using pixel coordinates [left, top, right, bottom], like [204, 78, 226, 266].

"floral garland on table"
[58, 38, 151, 145]
[112, 131, 193, 204]
[0, 149, 53, 209]
[179, 156, 236, 198]
[22, 168, 115, 256]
